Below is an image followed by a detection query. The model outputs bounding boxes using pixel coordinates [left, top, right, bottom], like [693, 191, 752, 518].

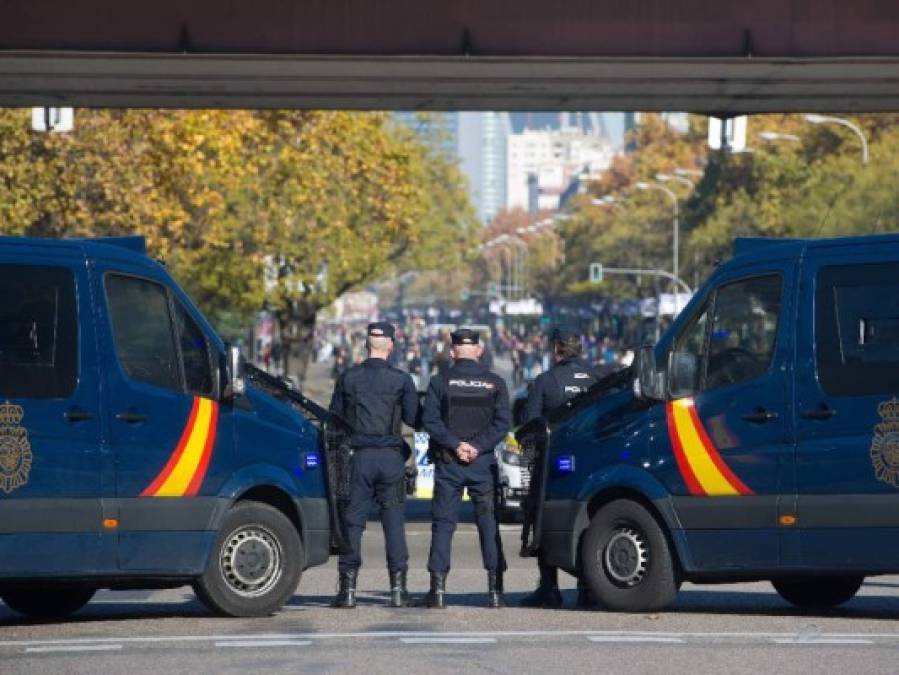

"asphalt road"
[4, 504, 899, 675]
[5, 359, 899, 673]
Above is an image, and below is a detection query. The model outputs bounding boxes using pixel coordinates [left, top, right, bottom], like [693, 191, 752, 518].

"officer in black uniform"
[329, 322, 419, 609]
[419, 328, 511, 609]
[520, 327, 600, 608]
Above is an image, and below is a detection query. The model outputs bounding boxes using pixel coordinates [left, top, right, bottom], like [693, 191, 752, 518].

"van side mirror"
[633, 346, 665, 401]
[668, 350, 698, 399]
[223, 344, 246, 400]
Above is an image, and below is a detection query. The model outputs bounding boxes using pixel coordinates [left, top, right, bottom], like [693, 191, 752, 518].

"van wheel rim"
[603, 527, 649, 587]
[220, 526, 284, 598]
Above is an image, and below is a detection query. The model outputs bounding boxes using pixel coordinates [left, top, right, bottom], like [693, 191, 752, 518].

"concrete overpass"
[2, 1, 899, 111]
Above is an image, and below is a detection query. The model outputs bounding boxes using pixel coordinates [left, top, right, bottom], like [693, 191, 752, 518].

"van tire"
[0, 586, 95, 619]
[194, 501, 303, 617]
[581, 499, 678, 612]
[772, 576, 863, 610]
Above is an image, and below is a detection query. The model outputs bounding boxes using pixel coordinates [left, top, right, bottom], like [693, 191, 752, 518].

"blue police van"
[0, 236, 338, 618]
[523, 234, 899, 612]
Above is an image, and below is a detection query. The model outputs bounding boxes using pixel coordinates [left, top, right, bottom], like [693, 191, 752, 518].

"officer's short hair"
[367, 335, 392, 352]
[553, 333, 582, 360]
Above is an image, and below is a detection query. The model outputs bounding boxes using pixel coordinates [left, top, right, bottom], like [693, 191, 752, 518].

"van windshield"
[0, 265, 78, 399]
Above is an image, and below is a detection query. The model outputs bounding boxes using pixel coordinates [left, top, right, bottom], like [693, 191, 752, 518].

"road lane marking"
[588, 636, 684, 644]
[4, 630, 899, 650]
[772, 638, 873, 645]
[215, 640, 312, 648]
[400, 637, 497, 644]
[26, 644, 123, 654]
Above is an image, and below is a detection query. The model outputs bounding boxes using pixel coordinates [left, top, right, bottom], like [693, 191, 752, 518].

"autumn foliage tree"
[0, 108, 475, 379]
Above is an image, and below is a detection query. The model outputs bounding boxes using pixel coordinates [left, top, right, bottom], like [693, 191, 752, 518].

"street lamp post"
[758, 131, 801, 144]
[656, 172, 695, 190]
[636, 181, 680, 301]
[803, 114, 869, 164]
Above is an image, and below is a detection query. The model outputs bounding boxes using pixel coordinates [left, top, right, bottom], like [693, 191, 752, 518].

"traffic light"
[589, 262, 604, 283]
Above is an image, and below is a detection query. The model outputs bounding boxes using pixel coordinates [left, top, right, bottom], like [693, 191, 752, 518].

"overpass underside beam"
[1, 53, 899, 112]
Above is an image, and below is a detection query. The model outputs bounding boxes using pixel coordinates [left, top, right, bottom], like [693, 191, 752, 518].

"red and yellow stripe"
[666, 397, 752, 496]
[141, 397, 219, 497]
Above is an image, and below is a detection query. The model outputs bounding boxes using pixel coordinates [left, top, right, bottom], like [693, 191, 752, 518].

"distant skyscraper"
[509, 112, 625, 151]
[506, 128, 614, 212]
[457, 111, 511, 223]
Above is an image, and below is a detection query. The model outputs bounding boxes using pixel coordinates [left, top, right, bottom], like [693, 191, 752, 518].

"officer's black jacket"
[523, 357, 599, 424]
[422, 358, 511, 455]
[329, 358, 419, 450]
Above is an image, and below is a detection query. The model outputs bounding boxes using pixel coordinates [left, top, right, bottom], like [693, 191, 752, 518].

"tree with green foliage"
[0, 108, 476, 379]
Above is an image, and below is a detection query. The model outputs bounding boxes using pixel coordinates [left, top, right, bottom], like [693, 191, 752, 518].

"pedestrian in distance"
[329, 322, 419, 609]
[417, 328, 511, 609]
[520, 326, 600, 609]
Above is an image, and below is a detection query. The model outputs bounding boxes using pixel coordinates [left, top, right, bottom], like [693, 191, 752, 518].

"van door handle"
[64, 408, 96, 423]
[800, 406, 836, 421]
[741, 408, 779, 424]
[115, 411, 147, 424]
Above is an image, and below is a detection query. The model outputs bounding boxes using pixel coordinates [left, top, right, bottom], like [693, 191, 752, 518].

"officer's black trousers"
[427, 455, 505, 575]
[338, 448, 409, 575]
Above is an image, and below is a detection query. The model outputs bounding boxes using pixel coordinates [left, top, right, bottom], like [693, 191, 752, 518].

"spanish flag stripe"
[686, 403, 753, 496]
[666, 402, 704, 496]
[184, 402, 219, 497]
[670, 399, 742, 496]
[151, 398, 215, 497]
[140, 397, 200, 497]
[141, 397, 219, 498]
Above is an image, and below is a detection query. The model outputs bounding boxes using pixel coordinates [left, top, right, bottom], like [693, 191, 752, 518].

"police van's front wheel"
[581, 499, 678, 612]
[194, 501, 303, 617]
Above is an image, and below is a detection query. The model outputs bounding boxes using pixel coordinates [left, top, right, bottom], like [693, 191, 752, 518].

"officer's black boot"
[388, 570, 409, 608]
[575, 579, 599, 609]
[420, 572, 447, 609]
[330, 570, 358, 609]
[519, 565, 563, 608]
[487, 572, 506, 609]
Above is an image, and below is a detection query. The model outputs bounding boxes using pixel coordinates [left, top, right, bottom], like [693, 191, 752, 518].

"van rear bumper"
[539, 499, 589, 573]
[296, 497, 331, 568]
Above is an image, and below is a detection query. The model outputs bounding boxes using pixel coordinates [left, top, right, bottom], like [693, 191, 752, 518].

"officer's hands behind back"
[455, 442, 479, 463]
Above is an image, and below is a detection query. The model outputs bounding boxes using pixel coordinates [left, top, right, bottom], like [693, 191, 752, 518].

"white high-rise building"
[506, 127, 614, 212]
[457, 112, 511, 223]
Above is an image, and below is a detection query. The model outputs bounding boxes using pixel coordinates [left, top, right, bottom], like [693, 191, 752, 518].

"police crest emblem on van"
[871, 398, 899, 488]
[0, 401, 32, 494]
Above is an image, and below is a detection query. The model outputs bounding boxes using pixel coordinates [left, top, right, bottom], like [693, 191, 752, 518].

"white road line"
[215, 640, 312, 648]
[400, 637, 497, 645]
[3, 630, 899, 649]
[25, 644, 123, 654]
[588, 636, 685, 644]
[772, 638, 874, 645]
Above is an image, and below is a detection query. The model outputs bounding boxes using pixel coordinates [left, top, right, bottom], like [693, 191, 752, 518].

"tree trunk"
[277, 298, 319, 383]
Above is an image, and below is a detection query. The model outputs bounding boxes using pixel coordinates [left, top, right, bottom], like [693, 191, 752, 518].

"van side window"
[0, 266, 77, 399]
[816, 262, 899, 396]
[173, 301, 213, 396]
[105, 275, 181, 391]
[705, 275, 782, 390]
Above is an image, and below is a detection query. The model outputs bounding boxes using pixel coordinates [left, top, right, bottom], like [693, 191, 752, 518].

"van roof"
[732, 233, 899, 264]
[0, 235, 152, 265]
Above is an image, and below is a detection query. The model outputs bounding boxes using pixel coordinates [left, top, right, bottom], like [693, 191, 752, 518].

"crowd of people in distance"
[316, 319, 634, 392]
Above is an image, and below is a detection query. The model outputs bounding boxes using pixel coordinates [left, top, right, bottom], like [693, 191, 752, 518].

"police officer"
[329, 322, 419, 609]
[419, 328, 511, 608]
[520, 327, 600, 608]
